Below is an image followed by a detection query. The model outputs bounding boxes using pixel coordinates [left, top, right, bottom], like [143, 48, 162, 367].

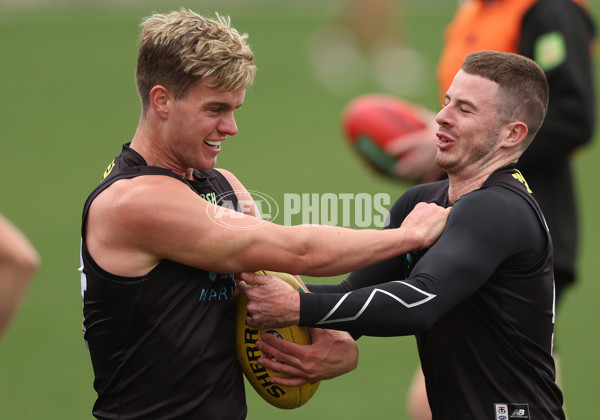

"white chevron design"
[315, 281, 436, 325]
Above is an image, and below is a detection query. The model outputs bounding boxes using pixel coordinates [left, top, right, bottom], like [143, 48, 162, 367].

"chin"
[435, 158, 456, 175]
[196, 158, 218, 171]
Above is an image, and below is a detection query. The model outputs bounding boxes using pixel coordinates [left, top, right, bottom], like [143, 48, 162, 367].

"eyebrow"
[445, 94, 476, 109]
[204, 101, 244, 110]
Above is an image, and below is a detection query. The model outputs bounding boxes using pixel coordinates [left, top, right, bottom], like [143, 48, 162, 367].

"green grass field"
[0, 1, 598, 418]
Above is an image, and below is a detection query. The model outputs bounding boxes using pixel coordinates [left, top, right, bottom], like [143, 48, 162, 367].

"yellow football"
[236, 270, 320, 409]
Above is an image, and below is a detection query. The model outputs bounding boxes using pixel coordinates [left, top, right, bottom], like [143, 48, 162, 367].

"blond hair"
[136, 9, 256, 113]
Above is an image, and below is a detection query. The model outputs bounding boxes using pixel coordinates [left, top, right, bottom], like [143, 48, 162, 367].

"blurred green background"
[0, 0, 598, 418]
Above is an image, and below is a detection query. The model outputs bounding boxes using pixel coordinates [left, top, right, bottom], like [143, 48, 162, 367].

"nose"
[435, 106, 451, 128]
[219, 112, 238, 136]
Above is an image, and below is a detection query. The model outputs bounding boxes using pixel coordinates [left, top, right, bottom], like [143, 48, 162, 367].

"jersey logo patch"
[534, 31, 566, 71]
[511, 170, 532, 194]
[495, 403, 530, 420]
[102, 159, 115, 180]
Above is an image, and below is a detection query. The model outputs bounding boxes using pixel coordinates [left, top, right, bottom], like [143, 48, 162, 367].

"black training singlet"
[80, 143, 246, 419]
[301, 165, 564, 419]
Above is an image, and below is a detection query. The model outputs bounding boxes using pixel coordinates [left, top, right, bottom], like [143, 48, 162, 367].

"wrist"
[397, 227, 421, 252]
[291, 291, 301, 325]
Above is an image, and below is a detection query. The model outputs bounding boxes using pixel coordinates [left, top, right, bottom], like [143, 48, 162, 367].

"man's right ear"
[149, 85, 171, 119]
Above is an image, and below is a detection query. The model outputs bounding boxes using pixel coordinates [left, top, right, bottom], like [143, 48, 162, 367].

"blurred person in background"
[308, 0, 428, 97]
[0, 213, 39, 342]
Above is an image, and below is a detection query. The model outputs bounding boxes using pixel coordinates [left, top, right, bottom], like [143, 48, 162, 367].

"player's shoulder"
[452, 185, 546, 249]
[393, 180, 449, 208]
[387, 180, 449, 228]
[112, 172, 190, 195]
[93, 173, 199, 218]
[214, 167, 242, 189]
[456, 184, 533, 222]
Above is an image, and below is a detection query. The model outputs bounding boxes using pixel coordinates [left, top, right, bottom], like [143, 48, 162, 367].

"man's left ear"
[502, 121, 528, 148]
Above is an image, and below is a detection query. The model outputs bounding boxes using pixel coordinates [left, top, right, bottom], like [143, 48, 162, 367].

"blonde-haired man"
[79, 10, 449, 419]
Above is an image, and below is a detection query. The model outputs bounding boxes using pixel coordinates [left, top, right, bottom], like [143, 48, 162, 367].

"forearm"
[275, 201, 447, 277]
[0, 216, 39, 339]
[282, 224, 420, 277]
[306, 254, 407, 293]
[0, 215, 40, 271]
[307, 283, 347, 293]
[299, 279, 441, 336]
[0, 264, 36, 339]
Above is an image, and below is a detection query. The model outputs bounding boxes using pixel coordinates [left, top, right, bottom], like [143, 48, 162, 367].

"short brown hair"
[462, 50, 549, 148]
[136, 9, 256, 113]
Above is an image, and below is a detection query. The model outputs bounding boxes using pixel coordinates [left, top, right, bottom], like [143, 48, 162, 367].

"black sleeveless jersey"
[301, 165, 564, 419]
[80, 143, 246, 419]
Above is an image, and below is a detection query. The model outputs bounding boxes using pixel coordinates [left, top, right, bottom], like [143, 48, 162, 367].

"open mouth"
[436, 133, 450, 143]
[204, 140, 222, 149]
[436, 132, 453, 148]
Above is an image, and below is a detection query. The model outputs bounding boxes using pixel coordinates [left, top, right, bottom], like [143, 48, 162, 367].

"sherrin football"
[341, 93, 427, 176]
[236, 270, 320, 409]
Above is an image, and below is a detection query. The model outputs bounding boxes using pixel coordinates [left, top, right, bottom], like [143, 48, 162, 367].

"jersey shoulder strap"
[81, 143, 238, 233]
[481, 165, 549, 233]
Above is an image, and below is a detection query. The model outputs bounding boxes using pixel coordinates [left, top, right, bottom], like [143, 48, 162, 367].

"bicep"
[88, 176, 304, 275]
[140, 192, 300, 273]
[407, 195, 518, 297]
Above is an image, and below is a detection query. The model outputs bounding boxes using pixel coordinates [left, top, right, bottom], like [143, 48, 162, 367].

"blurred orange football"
[341, 94, 428, 176]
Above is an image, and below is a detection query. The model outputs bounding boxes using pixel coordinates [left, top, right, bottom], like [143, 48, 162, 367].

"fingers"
[387, 131, 424, 154]
[253, 353, 310, 386]
[239, 271, 266, 285]
[259, 330, 306, 356]
[401, 201, 451, 249]
[268, 374, 309, 387]
[252, 335, 313, 385]
[245, 315, 258, 328]
[257, 334, 308, 369]
[236, 272, 270, 296]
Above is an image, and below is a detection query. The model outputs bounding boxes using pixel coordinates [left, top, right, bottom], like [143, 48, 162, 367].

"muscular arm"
[86, 172, 449, 278]
[299, 188, 544, 336]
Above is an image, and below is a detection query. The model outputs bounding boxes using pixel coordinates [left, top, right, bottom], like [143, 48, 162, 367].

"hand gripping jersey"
[80, 144, 246, 419]
[301, 165, 564, 419]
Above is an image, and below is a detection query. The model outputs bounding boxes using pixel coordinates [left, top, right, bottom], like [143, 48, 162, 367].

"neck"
[447, 171, 491, 204]
[446, 158, 516, 204]
[130, 123, 190, 179]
